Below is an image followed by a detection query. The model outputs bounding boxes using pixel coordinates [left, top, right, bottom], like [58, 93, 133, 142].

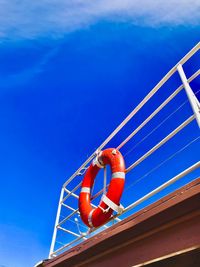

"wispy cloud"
[0, 0, 200, 40]
[0, 45, 59, 89]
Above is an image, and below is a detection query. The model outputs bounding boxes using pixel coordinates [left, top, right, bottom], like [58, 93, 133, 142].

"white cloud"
[0, 0, 200, 39]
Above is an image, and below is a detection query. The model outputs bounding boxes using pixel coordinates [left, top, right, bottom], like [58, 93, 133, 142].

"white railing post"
[177, 64, 200, 128]
[49, 187, 65, 258]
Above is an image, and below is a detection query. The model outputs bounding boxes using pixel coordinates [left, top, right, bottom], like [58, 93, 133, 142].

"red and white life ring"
[78, 148, 125, 228]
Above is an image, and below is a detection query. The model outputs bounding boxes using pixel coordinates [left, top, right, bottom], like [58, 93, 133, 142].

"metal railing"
[49, 42, 200, 258]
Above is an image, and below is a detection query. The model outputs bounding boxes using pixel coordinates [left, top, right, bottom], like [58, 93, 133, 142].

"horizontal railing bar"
[188, 68, 200, 82]
[126, 115, 195, 173]
[61, 183, 82, 203]
[51, 235, 84, 256]
[63, 188, 79, 199]
[62, 189, 96, 208]
[61, 203, 79, 212]
[62, 43, 200, 189]
[124, 161, 199, 213]
[63, 157, 95, 188]
[68, 217, 89, 230]
[56, 241, 65, 246]
[117, 69, 200, 150]
[67, 181, 82, 195]
[57, 226, 81, 237]
[58, 209, 78, 226]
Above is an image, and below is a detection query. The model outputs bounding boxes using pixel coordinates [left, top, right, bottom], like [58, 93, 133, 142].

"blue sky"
[0, 1, 200, 266]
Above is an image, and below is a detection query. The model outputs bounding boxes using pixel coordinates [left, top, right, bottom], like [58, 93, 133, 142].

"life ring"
[78, 148, 125, 228]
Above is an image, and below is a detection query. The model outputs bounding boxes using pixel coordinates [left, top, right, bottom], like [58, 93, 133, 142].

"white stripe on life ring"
[112, 172, 125, 179]
[81, 187, 91, 193]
